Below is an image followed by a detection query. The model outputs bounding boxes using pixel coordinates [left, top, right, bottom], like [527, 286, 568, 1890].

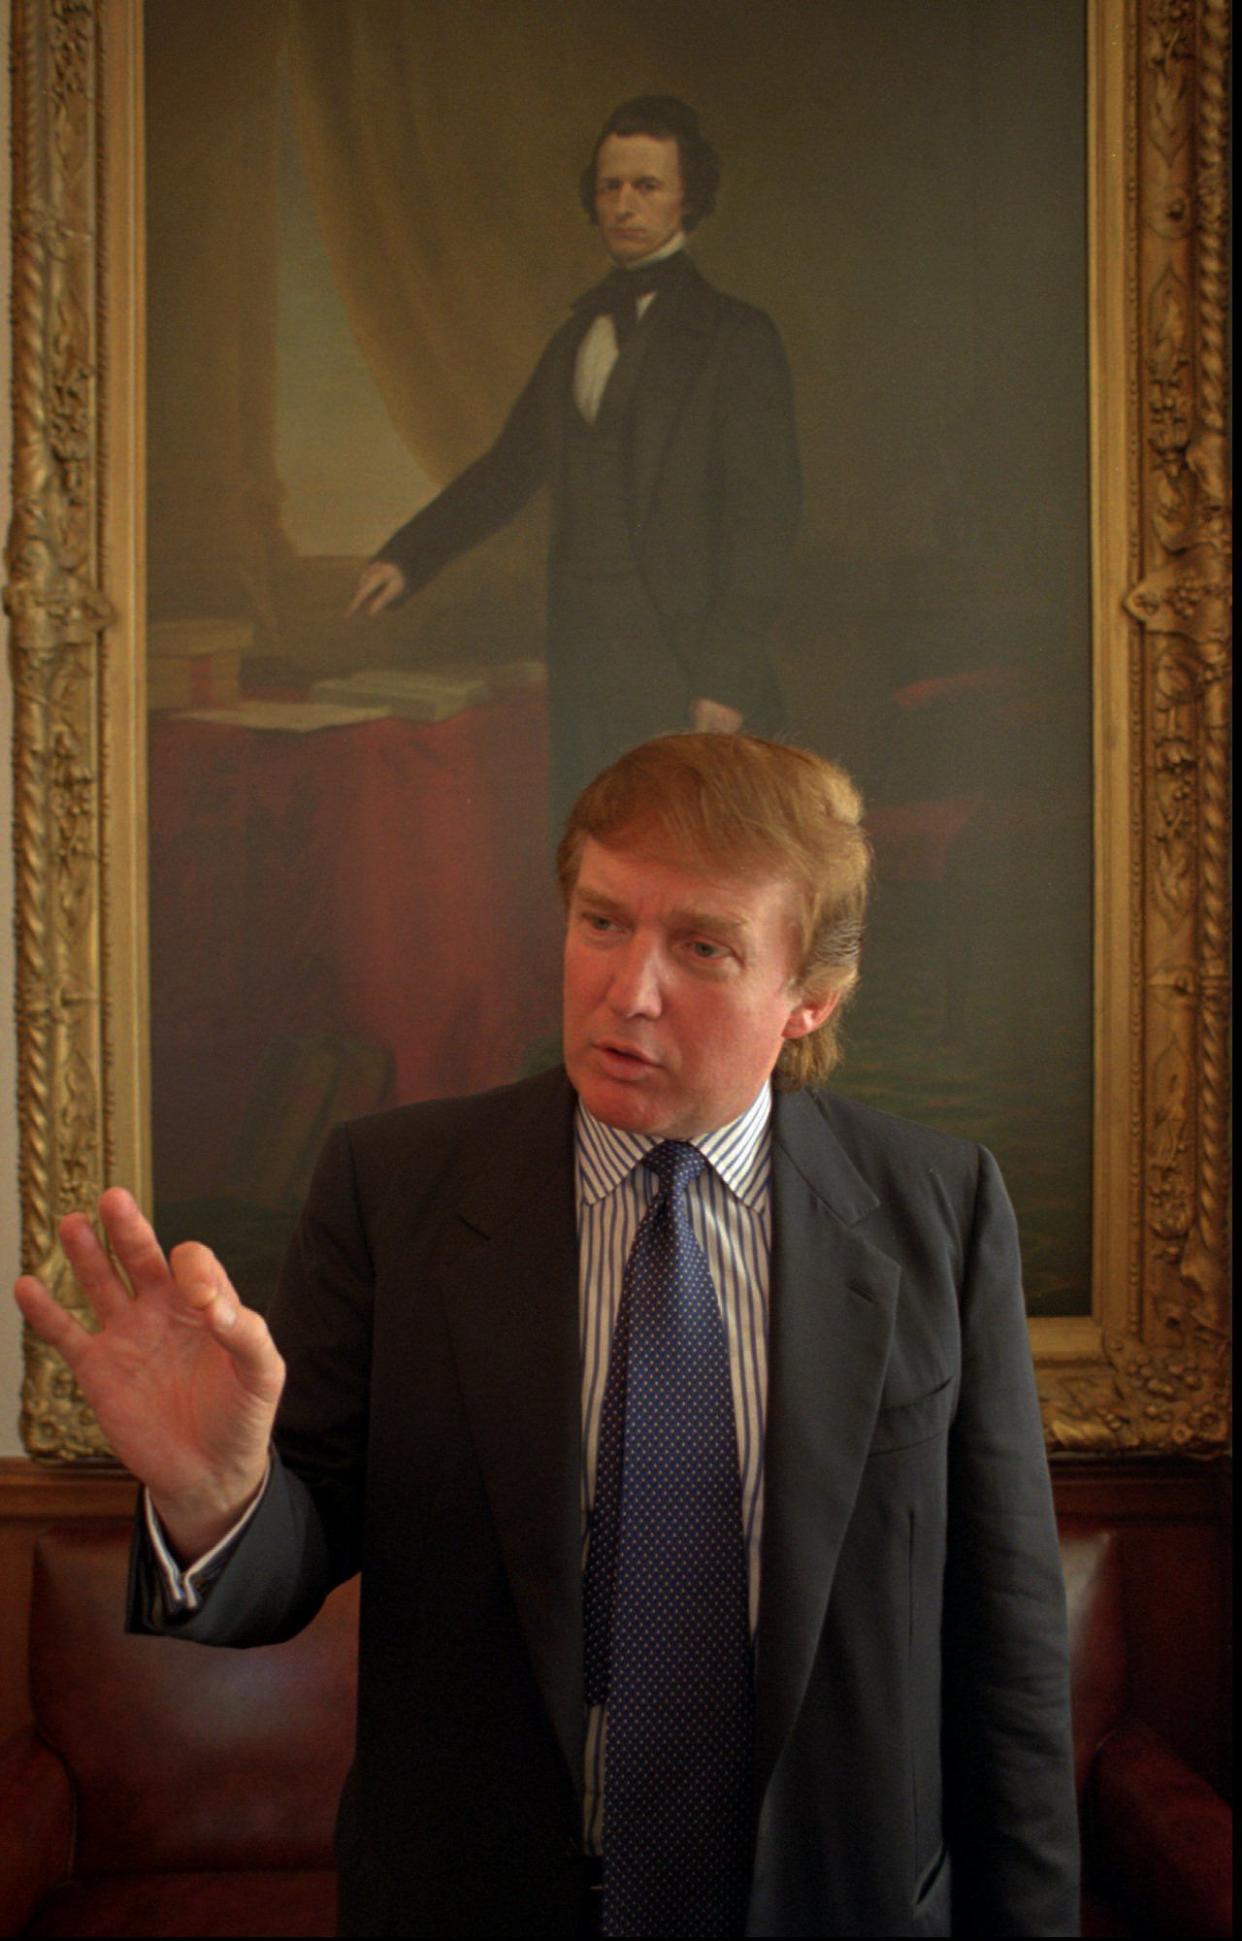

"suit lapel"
[627, 262, 720, 528]
[431, 1073, 902, 1808]
[438, 1072, 584, 1795]
[755, 1090, 902, 1797]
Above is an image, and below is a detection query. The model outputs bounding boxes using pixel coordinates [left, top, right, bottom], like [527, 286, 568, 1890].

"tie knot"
[644, 1140, 707, 1198]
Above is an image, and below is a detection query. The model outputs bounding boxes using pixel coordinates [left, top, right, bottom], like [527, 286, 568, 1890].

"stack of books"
[310, 659, 545, 724]
[148, 617, 252, 711]
[311, 665, 491, 724]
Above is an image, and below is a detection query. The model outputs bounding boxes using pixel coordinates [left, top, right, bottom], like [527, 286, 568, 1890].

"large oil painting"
[8, 0, 1231, 1457]
[143, 0, 1092, 1318]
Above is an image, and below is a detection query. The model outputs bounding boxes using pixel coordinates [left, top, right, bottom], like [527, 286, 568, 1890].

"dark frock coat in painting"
[129, 1067, 1080, 1939]
[374, 257, 801, 824]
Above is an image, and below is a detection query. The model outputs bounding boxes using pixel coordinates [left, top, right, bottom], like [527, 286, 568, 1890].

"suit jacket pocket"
[868, 1375, 956, 1454]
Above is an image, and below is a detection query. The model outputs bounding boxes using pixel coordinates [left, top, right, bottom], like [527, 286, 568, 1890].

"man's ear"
[781, 989, 840, 1043]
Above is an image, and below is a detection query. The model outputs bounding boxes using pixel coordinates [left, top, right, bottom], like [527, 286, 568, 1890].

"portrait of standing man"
[349, 96, 801, 828]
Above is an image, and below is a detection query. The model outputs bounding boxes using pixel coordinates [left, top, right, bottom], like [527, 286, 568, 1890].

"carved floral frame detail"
[6, 0, 1231, 1457]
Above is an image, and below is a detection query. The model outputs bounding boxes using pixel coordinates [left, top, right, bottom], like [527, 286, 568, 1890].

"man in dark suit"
[16, 735, 1079, 1938]
[347, 96, 800, 828]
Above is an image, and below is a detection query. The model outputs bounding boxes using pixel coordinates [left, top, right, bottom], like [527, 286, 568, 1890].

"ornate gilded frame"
[6, 0, 1231, 1458]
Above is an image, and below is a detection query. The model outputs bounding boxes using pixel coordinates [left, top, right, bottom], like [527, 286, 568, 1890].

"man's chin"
[607, 236, 651, 263]
[569, 1059, 666, 1134]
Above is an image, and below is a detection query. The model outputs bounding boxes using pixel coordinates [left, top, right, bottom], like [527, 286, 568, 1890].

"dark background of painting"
[145, 0, 1091, 1316]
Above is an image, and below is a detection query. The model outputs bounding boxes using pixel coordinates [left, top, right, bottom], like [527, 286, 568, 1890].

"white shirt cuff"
[143, 1455, 272, 1614]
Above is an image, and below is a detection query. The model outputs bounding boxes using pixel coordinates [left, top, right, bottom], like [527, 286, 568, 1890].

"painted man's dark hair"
[579, 95, 721, 231]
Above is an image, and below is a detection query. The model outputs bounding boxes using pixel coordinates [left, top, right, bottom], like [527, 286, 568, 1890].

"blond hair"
[557, 734, 871, 1086]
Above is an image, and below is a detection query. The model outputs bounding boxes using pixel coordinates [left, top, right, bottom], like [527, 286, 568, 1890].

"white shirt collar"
[575, 1082, 772, 1211]
[609, 230, 688, 273]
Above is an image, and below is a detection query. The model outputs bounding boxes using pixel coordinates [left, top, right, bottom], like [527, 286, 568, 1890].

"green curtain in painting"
[146, 0, 288, 620]
[285, 1, 612, 482]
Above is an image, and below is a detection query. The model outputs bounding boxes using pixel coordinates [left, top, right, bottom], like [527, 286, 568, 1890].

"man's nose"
[607, 941, 662, 1017]
[616, 183, 639, 214]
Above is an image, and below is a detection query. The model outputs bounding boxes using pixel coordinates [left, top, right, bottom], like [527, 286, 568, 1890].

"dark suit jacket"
[130, 1067, 1079, 1938]
[375, 259, 801, 720]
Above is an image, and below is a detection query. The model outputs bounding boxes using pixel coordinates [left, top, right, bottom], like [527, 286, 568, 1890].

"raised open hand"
[14, 1188, 284, 1556]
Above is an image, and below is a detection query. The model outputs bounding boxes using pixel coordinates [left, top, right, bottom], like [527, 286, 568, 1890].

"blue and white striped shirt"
[576, 1085, 773, 1852]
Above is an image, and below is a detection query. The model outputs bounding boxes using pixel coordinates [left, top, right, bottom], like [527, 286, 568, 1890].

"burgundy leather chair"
[1064, 1521, 1232, 1938]
[0, 1520, 1231, 1938]
[1, 1523, 354, 1937]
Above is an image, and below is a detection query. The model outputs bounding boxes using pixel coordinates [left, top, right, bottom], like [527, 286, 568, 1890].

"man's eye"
[689, 940, 726, 960]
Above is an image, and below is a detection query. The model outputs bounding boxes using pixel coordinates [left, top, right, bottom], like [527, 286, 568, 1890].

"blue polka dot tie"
[583, 1141, 755, 1937]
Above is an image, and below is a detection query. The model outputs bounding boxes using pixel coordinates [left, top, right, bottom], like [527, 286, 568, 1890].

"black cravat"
[576, 252, 690, 345]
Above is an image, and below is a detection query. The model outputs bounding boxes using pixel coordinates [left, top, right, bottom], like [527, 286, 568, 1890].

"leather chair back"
[25, 1519, 1128, 1878]
[1059, 1523, 1128, 1796]
[27, 1522, 357, 1877]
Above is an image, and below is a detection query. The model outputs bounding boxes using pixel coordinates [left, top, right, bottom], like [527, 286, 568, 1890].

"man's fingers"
[345, 568, 386, 618]
[167, 1244, 282, 1393]
[57, 1211, 136, 1323]
[345, 564, 404, 619]
[13, 1275, 93, 1365]
[167, 1240, 238, 1316]
[97, 1187, 171, 1298]
[203, 1294, 287, 1402]
[690, 696, 744, 734]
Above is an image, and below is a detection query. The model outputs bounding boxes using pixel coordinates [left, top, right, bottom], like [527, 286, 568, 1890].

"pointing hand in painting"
[346, 559, 407, 618]
[14, 1189, 283, 1559]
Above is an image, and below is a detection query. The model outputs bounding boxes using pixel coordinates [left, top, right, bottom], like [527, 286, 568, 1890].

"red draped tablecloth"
[149, 692, 563, 1201]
